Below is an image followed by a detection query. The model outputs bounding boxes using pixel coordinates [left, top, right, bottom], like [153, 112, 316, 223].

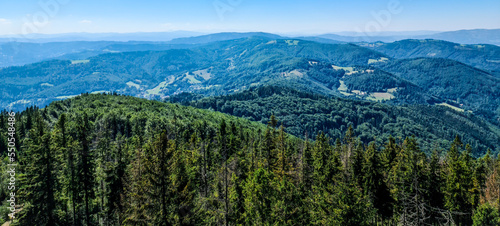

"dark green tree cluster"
[184, 86, 500, 156]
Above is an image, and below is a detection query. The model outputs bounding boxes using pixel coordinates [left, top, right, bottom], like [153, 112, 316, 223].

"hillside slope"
[366, 39, 500, 72]
[178, 86, 500, 156]
[379, 58, 500, 124]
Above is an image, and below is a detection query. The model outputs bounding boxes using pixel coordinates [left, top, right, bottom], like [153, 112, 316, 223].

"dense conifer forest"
[1, 93, 500, 225]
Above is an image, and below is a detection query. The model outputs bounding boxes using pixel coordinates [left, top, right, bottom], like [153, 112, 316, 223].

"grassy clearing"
[146, 76, 175, 96]
[126, 81, 141, 89]
[337, 80, 348, 92]
[332, 65, 354, 71]
[285, 40, 299, 46]
[193, 69, 212, 80]
[367, 92, 395, 101]
[283, 69, 304, 77]
[146, 81, 168, 95]
[387, 88, 398, 93]
[437, 103, 465, 112]
[41, 83, 54, 87]
[71, 60, 90, 64]
[332, 65, 357, 75]
[184, 72, 202, 84]
[368, 57, 389, 64]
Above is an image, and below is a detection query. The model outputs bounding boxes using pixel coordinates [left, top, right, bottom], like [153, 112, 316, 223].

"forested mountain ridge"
[0, 32, 283, 69]
[0, 41, 114, 68]
[0, 41, 206, 68]
[378, 58, 500, 125]
[419, 28, 500, 46]
[2, 30, 499, 69]
[365, 39, 500, 72]
[175, 86, 500, 156]
[167, 32, 282, 44]
[2, 93, 500, 225]
[317, 29, 500, 45]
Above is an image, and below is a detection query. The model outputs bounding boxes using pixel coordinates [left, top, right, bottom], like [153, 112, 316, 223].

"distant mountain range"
[1, 28, 498, 44]
[0, 31, 204, 43]
[317, 29, 500, 45]
[1, 29, 499, 69]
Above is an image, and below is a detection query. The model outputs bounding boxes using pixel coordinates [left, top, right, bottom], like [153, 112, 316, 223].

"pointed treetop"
[344, 124, 355, 144]
[268, 114, 278, 129]
[453, 135, 463, 148]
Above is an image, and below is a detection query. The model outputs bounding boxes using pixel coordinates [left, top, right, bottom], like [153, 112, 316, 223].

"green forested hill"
[379, 58, 500, 124]
[178, 86, 500, 156]
[2, 93, 500, 225]
[366, 39, 500, 72]
[167, 32, 282, 44]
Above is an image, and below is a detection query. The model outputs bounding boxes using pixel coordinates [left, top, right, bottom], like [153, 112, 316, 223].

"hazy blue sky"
[0, 0, 498, 35]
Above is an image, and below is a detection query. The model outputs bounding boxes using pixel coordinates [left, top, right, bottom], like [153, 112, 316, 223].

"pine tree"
[143, 131, 174, 225]
[273, 125, 291, 179]
[170, 145, 197, 225]
[122, 147, 151, 225]
[217, 119, 230, 226]
[262, 127, 275, 170]
[18, 112, 57, 224]
[362, 142, 393, 222]
[76, 112, 95, 225]
[311, 132, 333, 186]
[444, 135, 475, 224]
[228, 166, 244, 224]
[342, 125, 355, 178]
[52, 113, 75, 224]
[388, 137, 429, 225]
[351, 142, 365, 186]
[105, 134, 126, 224]
[299, 133, 313, 189]
[381, 136, 398, 173]
[428, 150, 445, 223]
[95, 122, 112, 225]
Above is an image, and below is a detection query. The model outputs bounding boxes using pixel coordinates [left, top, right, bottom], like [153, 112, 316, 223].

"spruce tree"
[362, 142, 393, 221]
[76, 112, 95, 225]
[18, 112, 57, 224]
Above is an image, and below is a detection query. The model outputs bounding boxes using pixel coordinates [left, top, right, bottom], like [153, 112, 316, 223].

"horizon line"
[1, 28, 499, 38]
